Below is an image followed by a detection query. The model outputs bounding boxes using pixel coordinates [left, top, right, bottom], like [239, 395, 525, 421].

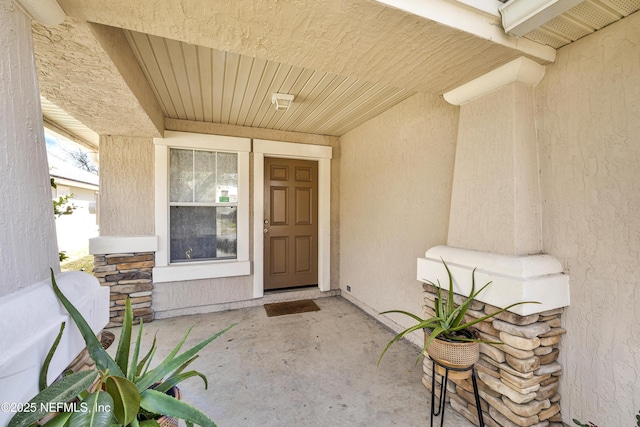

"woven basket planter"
[424, 329, 479, 380]
[153, 385, 182, 427]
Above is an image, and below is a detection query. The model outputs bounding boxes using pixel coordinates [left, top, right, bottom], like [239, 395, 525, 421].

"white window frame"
[154, 131, 250, 283]
[253, 139, 332, 298]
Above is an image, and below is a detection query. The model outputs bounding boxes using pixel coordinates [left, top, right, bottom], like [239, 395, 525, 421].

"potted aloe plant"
[378, 259, 537, 372]
[9, 270, 233, 427]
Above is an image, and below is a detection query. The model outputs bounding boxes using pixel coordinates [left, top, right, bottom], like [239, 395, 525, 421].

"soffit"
[40, 97, 99, 150]
[520, 0, 640, 48]
[124, 30, 415, 136]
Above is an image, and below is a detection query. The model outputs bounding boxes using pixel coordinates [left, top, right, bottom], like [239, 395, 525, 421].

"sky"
[44, 131, 99, 175]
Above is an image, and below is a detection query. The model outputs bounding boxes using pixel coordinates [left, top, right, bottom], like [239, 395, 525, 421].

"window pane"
[170, 206, 216, 262]
[216, 152, 238, 203]
[216, 206, 237, 258]
[169, 206, 237, 262]
[169, 149, 193, 202]
[194, 150, 217, 203]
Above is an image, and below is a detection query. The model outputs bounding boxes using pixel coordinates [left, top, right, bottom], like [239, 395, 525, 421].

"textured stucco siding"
[448, 83, 542, 255]
[536, 12, 640, 425]
[339, 92, 458, 329]
[0, 0, 60, 296]
[32, 18, 162, 137]
[99, 136, 155, 235]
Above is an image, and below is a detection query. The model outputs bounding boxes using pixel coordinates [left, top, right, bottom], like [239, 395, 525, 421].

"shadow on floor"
[112, 296, 473, 427]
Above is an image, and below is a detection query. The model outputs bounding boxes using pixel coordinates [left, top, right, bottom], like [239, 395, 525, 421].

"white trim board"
[253, 140, 332, 298]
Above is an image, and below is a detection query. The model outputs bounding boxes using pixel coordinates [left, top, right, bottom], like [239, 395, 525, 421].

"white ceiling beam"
[443, 56, 546, 105]
[376, 0, 556, 62]
[500, 0, 585, 37]
[13, 0, 65, 25]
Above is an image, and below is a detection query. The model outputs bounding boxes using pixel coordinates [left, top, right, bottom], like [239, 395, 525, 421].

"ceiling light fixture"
[271, 93, 295, 112]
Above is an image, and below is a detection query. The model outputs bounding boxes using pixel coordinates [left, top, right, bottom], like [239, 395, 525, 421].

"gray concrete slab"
[121, 296, 474, 427]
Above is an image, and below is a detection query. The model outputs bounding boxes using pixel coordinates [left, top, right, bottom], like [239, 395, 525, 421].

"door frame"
[253, 139, 332, 298]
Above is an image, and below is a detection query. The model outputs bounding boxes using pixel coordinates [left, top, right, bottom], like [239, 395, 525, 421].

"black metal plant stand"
[429, 356, 485, 427]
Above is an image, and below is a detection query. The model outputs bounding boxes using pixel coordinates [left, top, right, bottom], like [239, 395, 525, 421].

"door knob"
[264, 228, 269, 234]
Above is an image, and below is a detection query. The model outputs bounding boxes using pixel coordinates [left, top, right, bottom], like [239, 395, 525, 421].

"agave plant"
[9, 269, 233, 427]
[378, 259, 538, 364]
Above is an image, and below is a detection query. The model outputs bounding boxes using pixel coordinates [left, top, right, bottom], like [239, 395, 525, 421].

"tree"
[51, 178, 76, 261]
[67, 149, 98, 174]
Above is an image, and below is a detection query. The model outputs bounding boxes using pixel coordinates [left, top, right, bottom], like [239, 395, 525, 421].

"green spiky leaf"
[114, 298, 133, 375]
[140, 389, 216, 427]
[49, 269, 123, 377]
[40, 322, 66, 391]
[129, 320, 145, 381]
[136, 324, 235, 392]
[8, 370, 99, 427]
[379, 259, 538, 365]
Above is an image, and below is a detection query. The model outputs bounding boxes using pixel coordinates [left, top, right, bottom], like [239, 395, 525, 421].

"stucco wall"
[99, 135, 155, 235]
[535, 12, 640, 425]
[448, 83, 542, 255]
[339, 92, 458, 331]
[0, 0, 60, 296]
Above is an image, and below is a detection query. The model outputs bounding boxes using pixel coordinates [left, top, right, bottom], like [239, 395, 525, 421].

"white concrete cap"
[89, 235, 158, 254]
[417, 245, 570, 315]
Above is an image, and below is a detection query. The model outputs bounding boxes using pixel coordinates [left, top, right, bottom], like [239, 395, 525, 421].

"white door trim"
[253, 140, 332, 298]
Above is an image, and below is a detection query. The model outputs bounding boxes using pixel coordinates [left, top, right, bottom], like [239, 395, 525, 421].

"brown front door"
[264, 157, 318, 290]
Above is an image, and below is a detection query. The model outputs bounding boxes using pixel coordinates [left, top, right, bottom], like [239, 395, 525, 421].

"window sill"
[153, 260, 250, 283]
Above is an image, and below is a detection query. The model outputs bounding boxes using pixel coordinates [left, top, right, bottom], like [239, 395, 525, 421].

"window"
[56, 185, 71, 198]
[169, 149, 238, 263]
[154, 131, 250, 283]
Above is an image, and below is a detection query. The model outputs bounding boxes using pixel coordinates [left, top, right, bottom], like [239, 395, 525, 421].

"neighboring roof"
[48, 152, 99, 188]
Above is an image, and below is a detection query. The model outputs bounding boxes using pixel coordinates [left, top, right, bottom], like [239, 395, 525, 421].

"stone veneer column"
[426, 57, 571, 427]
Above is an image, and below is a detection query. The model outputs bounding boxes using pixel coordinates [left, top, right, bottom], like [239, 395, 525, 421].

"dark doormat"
[264, 299, 320, 317]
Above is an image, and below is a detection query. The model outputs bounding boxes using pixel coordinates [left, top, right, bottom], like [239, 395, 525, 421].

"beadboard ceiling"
[38, 0, 640, 141]
[123, 30, 415, 136]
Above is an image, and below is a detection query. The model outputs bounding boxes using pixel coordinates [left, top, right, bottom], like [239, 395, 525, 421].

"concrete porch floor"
[123, 296, 474, 426]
